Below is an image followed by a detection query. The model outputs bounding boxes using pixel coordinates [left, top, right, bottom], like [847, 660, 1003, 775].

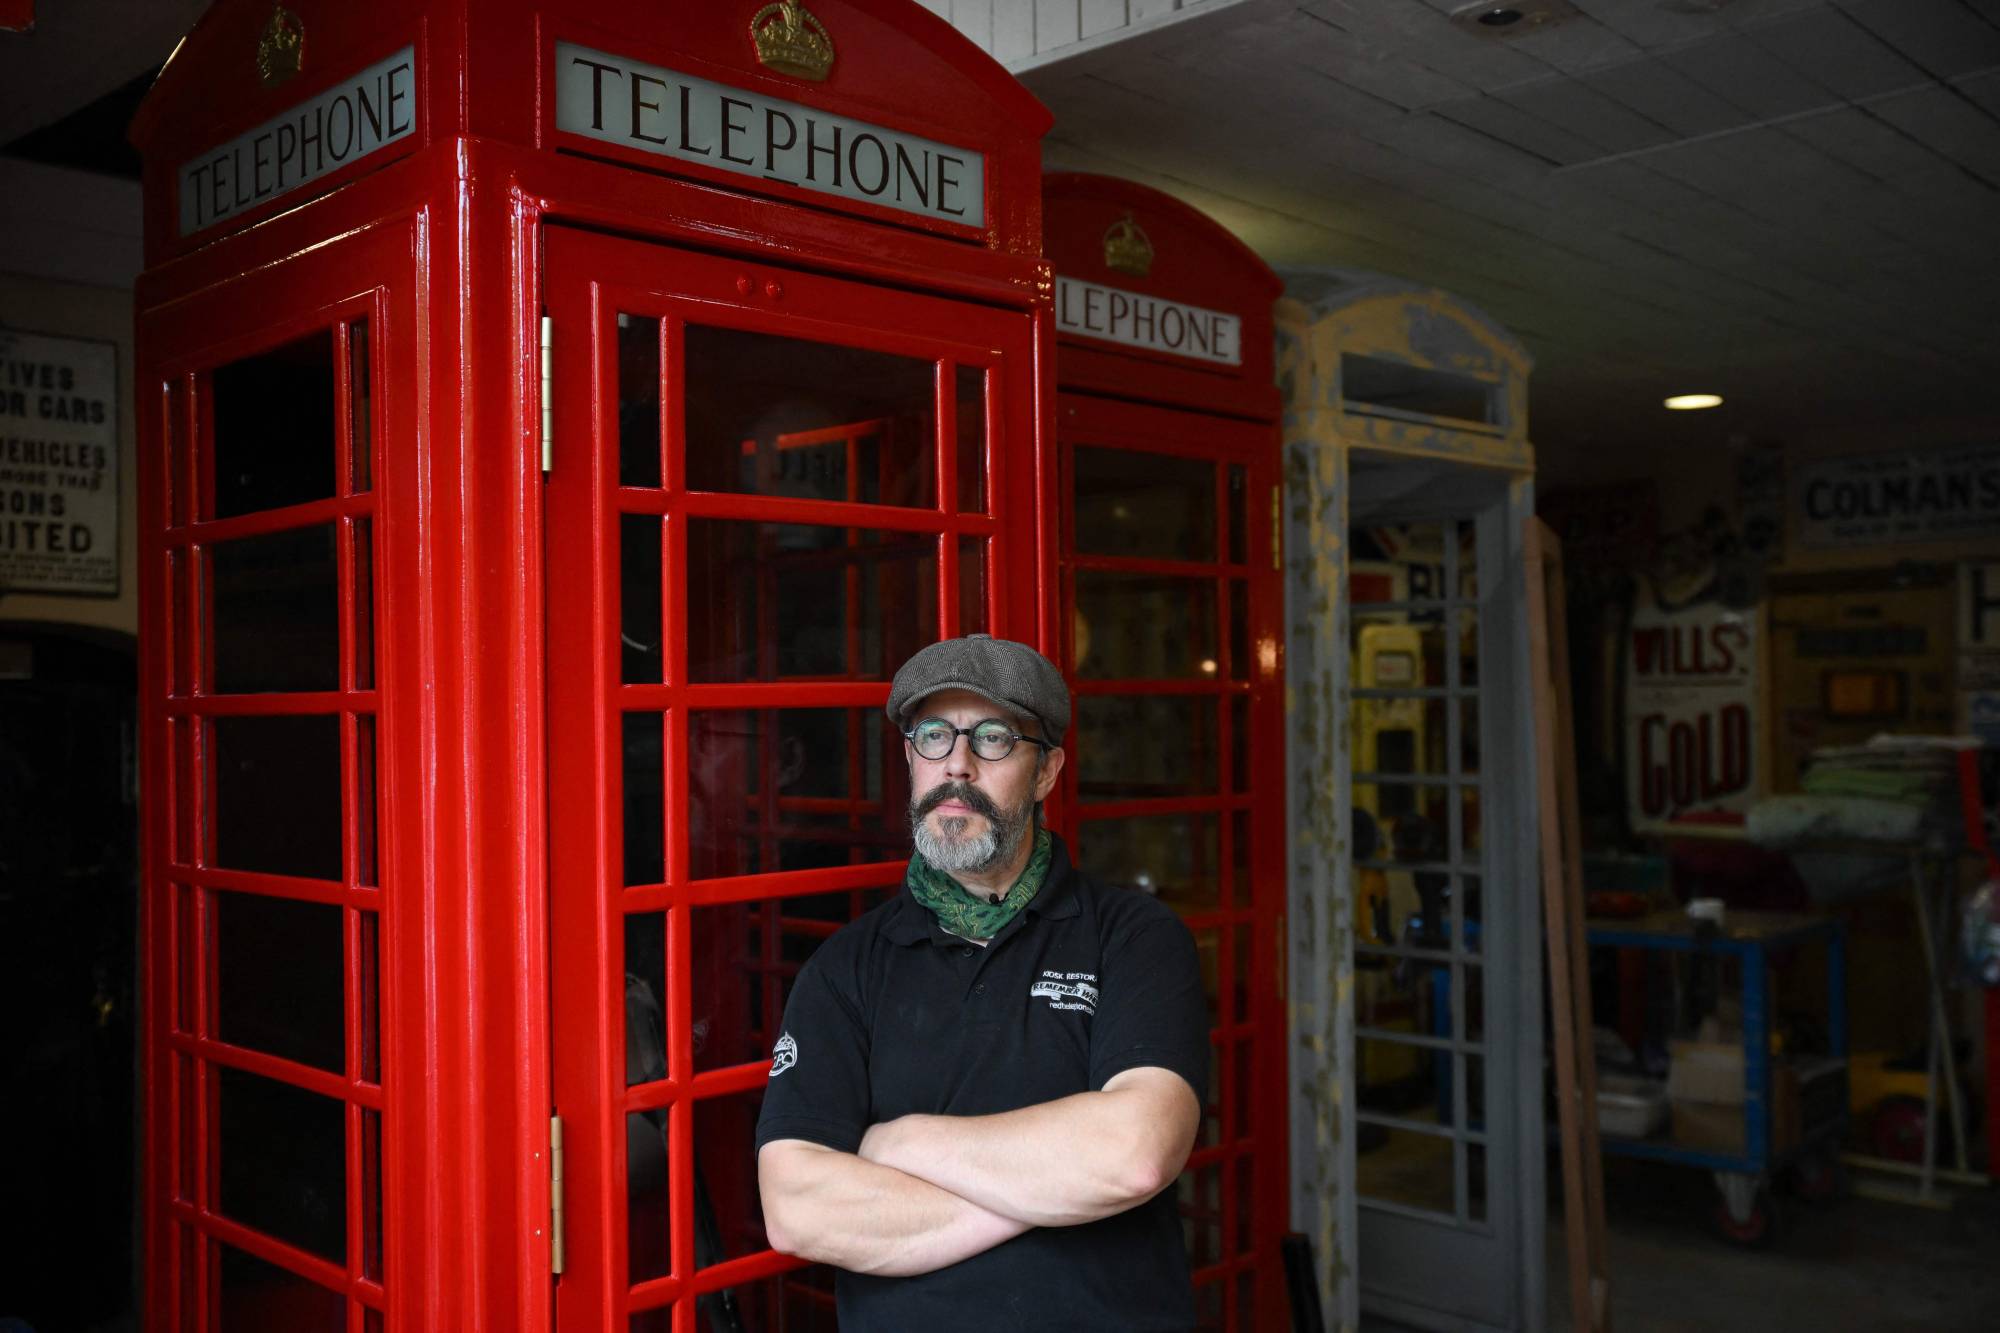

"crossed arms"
[756, 1066, 1199, 1277]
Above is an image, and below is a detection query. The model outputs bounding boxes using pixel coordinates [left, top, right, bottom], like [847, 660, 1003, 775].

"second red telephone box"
[1044, 171, 1289, 1330]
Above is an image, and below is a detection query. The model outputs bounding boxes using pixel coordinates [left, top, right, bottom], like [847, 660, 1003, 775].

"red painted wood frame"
[1044, 172, 1288, 1329]
[130, 2, 1053, 1331]
[543, 227, 1041, 1329]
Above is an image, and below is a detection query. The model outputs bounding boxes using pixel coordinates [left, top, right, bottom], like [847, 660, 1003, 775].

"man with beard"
[755, 633, 1207, 1331]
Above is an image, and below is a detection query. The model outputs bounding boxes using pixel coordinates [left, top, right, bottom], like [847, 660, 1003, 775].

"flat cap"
[886, 634, 1070, 742]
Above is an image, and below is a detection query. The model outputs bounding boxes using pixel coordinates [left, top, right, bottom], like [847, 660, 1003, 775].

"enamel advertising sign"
[1625, 584, 1760, 832]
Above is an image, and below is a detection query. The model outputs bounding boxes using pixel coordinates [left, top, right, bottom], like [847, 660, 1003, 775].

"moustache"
[914, 781, 1003, 822]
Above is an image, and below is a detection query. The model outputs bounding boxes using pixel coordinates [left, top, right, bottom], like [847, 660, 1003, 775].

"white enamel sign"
[179, 47, 418, 236]
[553, 42, 986, 228]
[1055, 276, 1241, 367]
[1792, 444, 2000, 550]
[0, 328, 119, 596]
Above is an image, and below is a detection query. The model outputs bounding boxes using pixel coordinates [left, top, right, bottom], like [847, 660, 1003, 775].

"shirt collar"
[881, 831, 1080, 946]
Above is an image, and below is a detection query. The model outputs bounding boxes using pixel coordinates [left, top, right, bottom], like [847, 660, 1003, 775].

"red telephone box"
[129, 3, 1051, 1329]
[1044, 173, 1288, 1329]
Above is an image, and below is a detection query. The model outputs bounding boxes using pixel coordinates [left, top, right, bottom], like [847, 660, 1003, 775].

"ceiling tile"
[1577, 56, 1755, 138]
[1747, 4, 1929, 100]
[1836, 0, 2000, 78]
[1867, 85, 2000, 183]
[1663, 30, 1838, 118]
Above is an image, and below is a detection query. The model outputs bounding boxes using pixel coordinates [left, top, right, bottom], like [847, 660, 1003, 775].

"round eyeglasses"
[904, 717, 1054, 762]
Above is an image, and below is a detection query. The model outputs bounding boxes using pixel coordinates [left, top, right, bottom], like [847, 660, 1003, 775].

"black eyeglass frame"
[902, 717, 1056, 762]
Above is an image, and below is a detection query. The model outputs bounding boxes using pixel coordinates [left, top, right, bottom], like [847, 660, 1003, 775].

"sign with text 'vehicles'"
[1792, 443, 2000, 550]
[0, 328, 119, 596]
[1054, 276, 1241, 367]
[179, 46, 417, 236]
[1624, 583, 1760, 833]
[553, 42, 986, 228]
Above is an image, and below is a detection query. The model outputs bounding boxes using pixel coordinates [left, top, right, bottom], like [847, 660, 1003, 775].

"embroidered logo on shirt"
[770, 1031, 798, 1076]
[1030, 970, 1099, 1014]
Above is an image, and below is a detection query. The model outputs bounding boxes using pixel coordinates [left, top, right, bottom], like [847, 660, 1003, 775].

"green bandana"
[906, 828, 1054, 941]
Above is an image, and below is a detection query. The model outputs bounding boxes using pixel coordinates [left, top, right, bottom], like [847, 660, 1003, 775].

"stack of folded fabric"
[1744, 734, 1974, 903]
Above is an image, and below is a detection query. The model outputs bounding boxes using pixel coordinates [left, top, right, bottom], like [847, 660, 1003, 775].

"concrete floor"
[1365, 1157, 2000, 1333]
[1550, 1158, 2000, 1332]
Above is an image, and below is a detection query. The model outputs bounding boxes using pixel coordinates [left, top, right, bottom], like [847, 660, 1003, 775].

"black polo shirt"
[755, 834, 1208, 1332]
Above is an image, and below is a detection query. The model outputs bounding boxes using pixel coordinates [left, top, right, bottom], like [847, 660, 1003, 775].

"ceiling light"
[1449, 1, 1580, 37]
[1664, 393, 1724, 411]
[1477, 8, 1525, 25]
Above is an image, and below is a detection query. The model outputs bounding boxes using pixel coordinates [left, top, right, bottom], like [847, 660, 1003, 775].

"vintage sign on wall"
[1054, 276, 1241, 366]
[179, 46, 417, 236]
[1625, 582, 1760, 831]
[1959, 561, 2000, 743]
[554, 41, 986, 227]
[1791, 443, 2000, 551]
[0, 328, 119, 596]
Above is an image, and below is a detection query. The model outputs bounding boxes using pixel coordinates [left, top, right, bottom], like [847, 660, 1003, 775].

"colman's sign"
[1624, 582, 1760, 832]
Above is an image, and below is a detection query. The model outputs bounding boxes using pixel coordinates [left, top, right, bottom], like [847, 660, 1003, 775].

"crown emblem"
[1102, 213, 1154, 277]
[255, 5, 305, 90]
[751, 1, 834, 82]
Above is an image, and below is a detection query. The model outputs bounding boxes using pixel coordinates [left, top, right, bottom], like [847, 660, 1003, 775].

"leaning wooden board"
[1524, 516, 1613, 1333]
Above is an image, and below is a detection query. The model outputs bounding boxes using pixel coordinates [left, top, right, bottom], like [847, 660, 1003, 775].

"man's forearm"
[758, 1140, 1030, 1276]
[858, 1071, 1197, 1228]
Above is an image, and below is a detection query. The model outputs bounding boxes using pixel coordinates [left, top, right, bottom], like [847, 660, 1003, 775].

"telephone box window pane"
[688, 709, 907, 878]
[1074, 572, 1216, 679]
[688, 1272, 839, 1331]
[686, 521, 937, 682]
[1072, 446, 1215, 561]
[167, 377, 190, 527]
[619, 315, 663, 489]
[172, 717, 195, 862]
[174, 1055, 198, 1201]
[692, 1086, 770, 1263]
[173, 884, 197, 1032]
[1232, 926, 1253, 1024]
[1177, 1163, 1223, 1269]
[351, 518, 376, 691]
[217, 1066, 346, 1262]
[683, 325, 936, 507]
[624, 912, 667, 1089]
[211, 715, 342, 880]
[1356, 1123, 1456, 1217]
[1079, 813, 1219, 909]
[1076, 695, 1218, 800]
[354, 714, 379, 888]
[623, 713, 665, 887]
[358, 909, 381, 1083]
[218, 1244, 345, 1333]
[959, 537, 987, 634]
[210, 330, 337, 519]
[210, 525, 340, 694]
[691, 887, 893, 1073]
[1193, 927, 1220, 1016]
[956, 364, 986, 513]
[348, 320, 372, 494]
[170, 548, 192, 694]
[621, 514, 663, 684]
[362, 1107, 384, 1280]
[1230, 579, 1249, 680]
[215, 890, 343, 1072]
[1228, 464, 1248, 566]
[628, 1108, 671, 1282]
[1230, 694, 1249, 792]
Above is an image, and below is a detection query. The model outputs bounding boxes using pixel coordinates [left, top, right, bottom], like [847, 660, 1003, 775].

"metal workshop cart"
[1586, 911, 1849, 1247]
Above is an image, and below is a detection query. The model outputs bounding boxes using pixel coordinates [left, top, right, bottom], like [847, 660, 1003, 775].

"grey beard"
[909, 783, 1030, 874]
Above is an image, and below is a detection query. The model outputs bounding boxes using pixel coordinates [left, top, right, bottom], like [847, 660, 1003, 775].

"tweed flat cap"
[886, 634, 1070, 742]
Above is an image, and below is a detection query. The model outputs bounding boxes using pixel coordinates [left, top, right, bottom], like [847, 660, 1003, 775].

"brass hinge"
[550, 1114, 566, 1276]
[539, 314, 555, 474]
[1270, 485, 1282, 571]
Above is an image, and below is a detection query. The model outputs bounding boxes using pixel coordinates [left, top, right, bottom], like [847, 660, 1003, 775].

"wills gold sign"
[1102, 213, 1153, 277]
[751, 1, 834, 82]
[256, 5, 306, 90]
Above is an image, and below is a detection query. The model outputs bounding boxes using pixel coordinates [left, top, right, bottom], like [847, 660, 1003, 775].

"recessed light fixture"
[1449, 0, 1580, 37]
[1477, 8, 1526, 26]
[1664, 393, 1724, 411]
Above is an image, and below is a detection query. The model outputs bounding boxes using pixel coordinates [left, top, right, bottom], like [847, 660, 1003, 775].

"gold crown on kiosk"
[751, 1, 836, 82]
[1102, 213, 1155, 278]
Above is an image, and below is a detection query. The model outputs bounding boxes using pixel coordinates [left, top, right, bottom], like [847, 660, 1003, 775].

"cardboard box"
[1667, 1039, 1744, 1104]
[1671, 1098, 1747, 1153]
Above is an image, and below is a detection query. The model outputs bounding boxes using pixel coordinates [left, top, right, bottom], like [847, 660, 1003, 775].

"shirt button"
[975, 983, 986, 994]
